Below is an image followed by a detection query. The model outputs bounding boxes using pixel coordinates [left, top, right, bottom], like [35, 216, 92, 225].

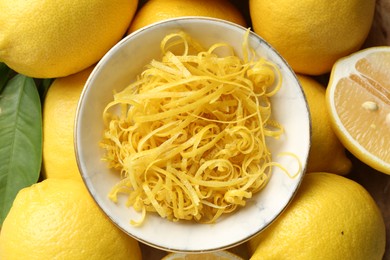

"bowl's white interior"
[75, 17, 311, 253]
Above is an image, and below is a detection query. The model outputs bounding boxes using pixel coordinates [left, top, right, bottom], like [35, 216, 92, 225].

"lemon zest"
[101, 30, 285, 225]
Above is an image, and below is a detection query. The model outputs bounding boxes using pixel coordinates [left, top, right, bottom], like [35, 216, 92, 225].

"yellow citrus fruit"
[128, 0, 247, 33]
[326, 47, 390, 175]
[0, 178, 142, 260]
[42, 66, 93, 180]
[248, 172, 386, 260]
[162, 250, 243, 260]
[0, 0, 138, 78]
[297, 74, 352, 175]
[249, 0, 376, 75]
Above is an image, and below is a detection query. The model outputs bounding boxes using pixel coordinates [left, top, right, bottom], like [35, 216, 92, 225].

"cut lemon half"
[326, 46, 390, 175]
[162, 251, 244, 260]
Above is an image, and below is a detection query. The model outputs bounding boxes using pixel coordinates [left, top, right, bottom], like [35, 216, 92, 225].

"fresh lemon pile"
[0, 0, 388, 259]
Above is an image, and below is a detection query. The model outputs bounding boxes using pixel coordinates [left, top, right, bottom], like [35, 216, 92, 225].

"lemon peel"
[101, 30, 284, 225]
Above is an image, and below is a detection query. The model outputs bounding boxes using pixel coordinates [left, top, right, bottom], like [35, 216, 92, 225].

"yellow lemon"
[297, 74, 352, 175]
[326, 47, 390, 175]
[128, 0, 247, 33]
[0, 178, 142, 260]
[248, 172, 386, 260]
[42, 67, 93, 180]
[0, 0, 138, 78]
[249, 0, 376, 75]
[162, 251, 244, 260]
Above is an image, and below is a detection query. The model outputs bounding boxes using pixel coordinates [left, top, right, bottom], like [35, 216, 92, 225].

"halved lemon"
[162, 250, 244, 260]
[326, 46, 390, 175]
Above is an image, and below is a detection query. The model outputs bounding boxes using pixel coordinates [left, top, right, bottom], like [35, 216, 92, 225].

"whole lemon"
[0, 0, 138, 78]
[297, 74, 352, 175]
[42, 67, 93, 180]
[128, 0, 247, 33]
[249, 0, 376, 75]
[248, 172, 386, 260]
[0, 179, 142, 260]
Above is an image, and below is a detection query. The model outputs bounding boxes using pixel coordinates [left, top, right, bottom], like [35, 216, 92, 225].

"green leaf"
[0, 74, 42, 225]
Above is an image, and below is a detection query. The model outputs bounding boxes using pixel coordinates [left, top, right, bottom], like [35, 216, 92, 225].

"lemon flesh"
[326, 47, 390, 175]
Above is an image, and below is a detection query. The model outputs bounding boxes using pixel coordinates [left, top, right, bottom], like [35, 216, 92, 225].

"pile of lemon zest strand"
[151, 166, 199, 205]
[142, 183, 166, 218]
[165, 51, 192, 78]
[133, 84, 227, 123]
[101, 30, 287, 225]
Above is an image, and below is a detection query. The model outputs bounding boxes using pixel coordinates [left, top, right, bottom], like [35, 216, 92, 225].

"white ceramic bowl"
[75, 17, 311, 253]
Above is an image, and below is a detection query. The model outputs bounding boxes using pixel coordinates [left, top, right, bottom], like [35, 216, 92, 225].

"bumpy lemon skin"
[248, 172, 386, 260]
[128, 0, 247, 33]
[297, 74, 352, 175]
[0, 0, 138, 78]
[249, 0, 376, 75]
[0, 179, 142, 260]
[42, 67, 94, 180]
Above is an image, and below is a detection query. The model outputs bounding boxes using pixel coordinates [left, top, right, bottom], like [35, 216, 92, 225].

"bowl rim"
[74, 16, 311, 253]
